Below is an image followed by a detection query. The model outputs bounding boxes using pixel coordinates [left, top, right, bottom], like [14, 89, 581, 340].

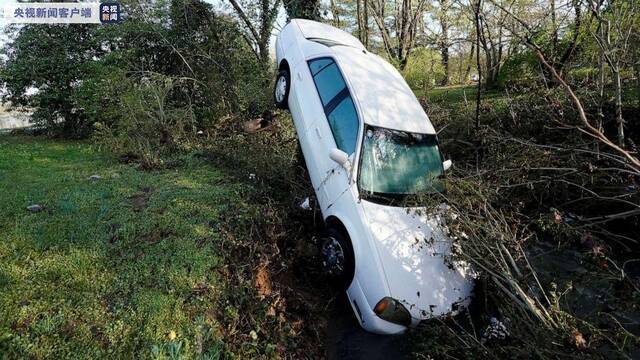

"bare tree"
[437, 0, 452, 85]
[356, 0, 370, 47]
[367, 0, 428, 69]
[476, 0, 509, 88]
[588, 0, 637, 147]
[489, 0, 640, 172]
[228, 0, 281, 68]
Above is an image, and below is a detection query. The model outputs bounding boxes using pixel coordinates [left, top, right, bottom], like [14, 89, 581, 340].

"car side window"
[308, 58, 359, 155]
[327, 96, 358, 155]
[309, 59, 346, 106]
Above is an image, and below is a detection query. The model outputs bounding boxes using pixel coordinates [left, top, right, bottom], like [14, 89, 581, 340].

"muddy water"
[326, 295, 410, 359]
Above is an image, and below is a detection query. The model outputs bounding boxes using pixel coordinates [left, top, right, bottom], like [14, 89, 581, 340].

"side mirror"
[329, 148, 350, 168]
[443, 159, 453, 172]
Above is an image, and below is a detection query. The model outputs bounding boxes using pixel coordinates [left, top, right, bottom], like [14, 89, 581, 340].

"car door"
[289, 58, 329, 196]
[306, 57, 360, 211]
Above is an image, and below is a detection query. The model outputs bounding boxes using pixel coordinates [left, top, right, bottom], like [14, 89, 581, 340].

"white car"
[274, 19, 474, 335]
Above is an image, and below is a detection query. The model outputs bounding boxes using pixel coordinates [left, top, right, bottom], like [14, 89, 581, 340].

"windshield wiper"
[360, 191, 407, 206]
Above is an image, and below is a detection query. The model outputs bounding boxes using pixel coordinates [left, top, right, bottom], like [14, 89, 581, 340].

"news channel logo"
[2, 2, 121, 24]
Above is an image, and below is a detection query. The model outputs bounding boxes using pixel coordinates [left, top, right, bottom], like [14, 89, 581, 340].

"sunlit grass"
[0, 135, 244, 358]
[414, 84, 503, 105]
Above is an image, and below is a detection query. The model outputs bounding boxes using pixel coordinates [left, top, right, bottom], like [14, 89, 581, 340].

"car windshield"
[358, 125, 444, 199]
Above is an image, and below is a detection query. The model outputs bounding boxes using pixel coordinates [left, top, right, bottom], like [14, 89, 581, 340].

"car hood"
[360, 199, 474, 319]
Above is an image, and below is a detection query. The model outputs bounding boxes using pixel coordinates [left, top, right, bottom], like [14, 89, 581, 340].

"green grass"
[0, 135, 245, 358]
[414, 85, 502, 105]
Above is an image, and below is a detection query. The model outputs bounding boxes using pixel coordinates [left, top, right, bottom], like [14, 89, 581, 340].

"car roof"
[330, 46, 436, 135]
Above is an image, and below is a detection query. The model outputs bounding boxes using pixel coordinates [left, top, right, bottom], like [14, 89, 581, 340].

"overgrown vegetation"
[407, 83, 640, 358]
[1, 0, 271, 141]
[1, 0, 639, 358]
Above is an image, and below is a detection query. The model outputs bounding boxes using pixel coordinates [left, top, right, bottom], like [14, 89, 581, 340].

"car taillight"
[373, 297, 412, 326]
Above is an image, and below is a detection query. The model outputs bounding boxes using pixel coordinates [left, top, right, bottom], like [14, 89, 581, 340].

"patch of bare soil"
[128, 186, 154, 212]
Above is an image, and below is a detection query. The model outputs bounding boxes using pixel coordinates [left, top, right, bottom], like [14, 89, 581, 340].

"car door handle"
[315, 127, 322, 139]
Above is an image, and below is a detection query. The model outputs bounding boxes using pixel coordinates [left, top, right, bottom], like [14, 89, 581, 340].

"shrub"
[496, 51, 538, 89]
[402, 48, 445, 91]
[94, 74, 196, 169]
[1, 0, 272, 139]
[1, 24, 100, 138]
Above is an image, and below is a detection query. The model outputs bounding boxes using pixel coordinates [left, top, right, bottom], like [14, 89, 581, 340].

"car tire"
[274, 69, 290, 109]
[320, 227, 355, 290]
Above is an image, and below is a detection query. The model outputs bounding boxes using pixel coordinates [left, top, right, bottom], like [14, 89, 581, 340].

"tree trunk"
[484, 50, 495, 89]
[464, 39, 475, 83]
[597, 26, 606, 133]
[613, 66, 624, 146]
[357, 0, 363, 44]
[362, 0, 369, 47]
[474, 0, 482, 130]
[329, 0, 340, 26]
[635, 40, 640, 107]
[357, 0, 371, 47]
[439, 0, 450, 86]
[441, 46, 449, 85]
[398, 0, 412, 70]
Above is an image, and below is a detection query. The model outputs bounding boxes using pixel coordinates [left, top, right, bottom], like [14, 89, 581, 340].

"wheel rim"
[275, 76, 287, 103]
[321, 237, 345, 276]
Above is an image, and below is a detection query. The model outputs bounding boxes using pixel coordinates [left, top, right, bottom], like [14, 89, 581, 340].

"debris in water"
[481, 317, 510, 344]
[26, 204, 43, 212]
[299, 197, 311, 210]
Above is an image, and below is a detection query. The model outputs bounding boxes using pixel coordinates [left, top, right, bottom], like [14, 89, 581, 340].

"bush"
[496, 51, 538, 89]
[94, 74, 196, 169]
[1, 24, 100, 138]
[1, 0, 272, 139]
[402, 48, 445, 91]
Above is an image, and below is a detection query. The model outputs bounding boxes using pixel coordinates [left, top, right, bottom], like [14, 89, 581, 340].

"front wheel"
[274, 69, 290, 109]
[320, 228, 355, 290]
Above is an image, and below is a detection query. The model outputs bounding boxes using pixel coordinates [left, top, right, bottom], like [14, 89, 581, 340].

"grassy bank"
[415, 85, 502, 104]
[0, 135, 304, 358]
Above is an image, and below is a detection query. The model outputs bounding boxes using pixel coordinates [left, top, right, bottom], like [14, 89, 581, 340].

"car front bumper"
[346, 278, 408, 335]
